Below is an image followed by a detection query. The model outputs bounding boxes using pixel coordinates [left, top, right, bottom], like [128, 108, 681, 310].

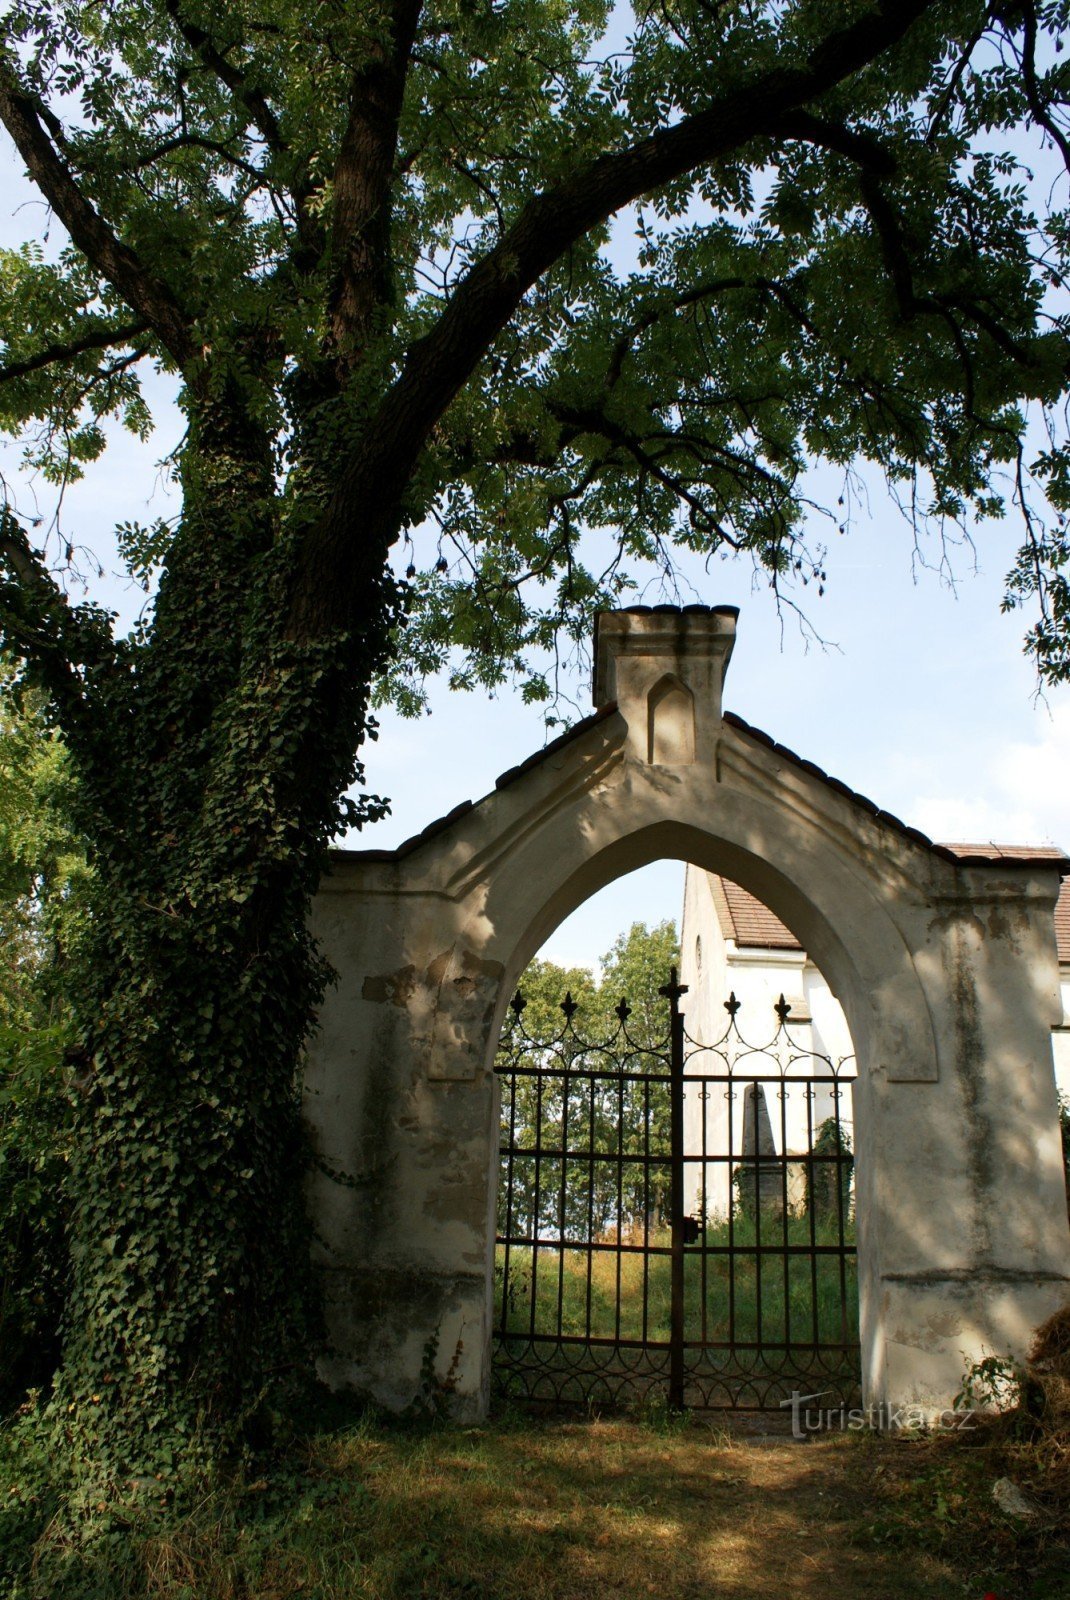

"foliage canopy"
[2, 2, 1070, 690]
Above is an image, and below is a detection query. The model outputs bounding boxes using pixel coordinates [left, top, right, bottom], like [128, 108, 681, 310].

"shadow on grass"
[4, 1406, 1068, 1600]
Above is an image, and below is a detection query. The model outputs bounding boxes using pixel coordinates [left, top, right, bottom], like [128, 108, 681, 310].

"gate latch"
[681, 1215, 702, 1245]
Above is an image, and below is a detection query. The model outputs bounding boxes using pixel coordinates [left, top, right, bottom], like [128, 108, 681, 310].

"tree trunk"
[55, 389, 403, 1480]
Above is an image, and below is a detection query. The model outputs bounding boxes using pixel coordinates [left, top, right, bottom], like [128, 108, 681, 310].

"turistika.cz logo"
[779, 1388, 977, 1439]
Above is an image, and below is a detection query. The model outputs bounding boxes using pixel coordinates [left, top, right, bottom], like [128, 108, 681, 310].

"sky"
[2, 53, 1069, 977]
[363, 500, 1070, 969]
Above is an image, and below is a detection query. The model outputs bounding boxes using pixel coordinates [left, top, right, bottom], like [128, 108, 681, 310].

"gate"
[492, 971, 859, 1410]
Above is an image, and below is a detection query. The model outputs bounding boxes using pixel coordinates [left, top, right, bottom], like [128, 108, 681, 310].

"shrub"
[806, 1116, 853, 1222]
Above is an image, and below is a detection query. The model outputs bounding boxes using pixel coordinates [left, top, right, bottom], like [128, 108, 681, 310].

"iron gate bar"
[641, 1073, 651, 1346]
[493, 975, 859, 1412]
[806, 1077, 818, 1347]
[664, 970, 688, 1410]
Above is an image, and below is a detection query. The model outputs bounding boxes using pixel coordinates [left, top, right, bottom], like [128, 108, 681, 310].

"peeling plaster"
[306, 608, 1070, 1421]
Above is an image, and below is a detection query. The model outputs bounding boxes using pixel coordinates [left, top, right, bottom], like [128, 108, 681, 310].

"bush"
[805, 1116, 853, 1222]
[0, 1025, 72, 1407]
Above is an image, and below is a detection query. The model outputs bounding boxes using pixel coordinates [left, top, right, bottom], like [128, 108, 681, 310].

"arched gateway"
[305, 607, 1070, 1421]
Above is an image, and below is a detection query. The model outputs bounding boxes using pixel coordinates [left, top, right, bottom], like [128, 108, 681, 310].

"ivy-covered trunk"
[56, 390, 401, 1477]
[60, 867, 321, 1475]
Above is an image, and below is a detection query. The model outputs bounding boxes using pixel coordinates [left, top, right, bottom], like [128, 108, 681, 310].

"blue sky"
[366, 501, 1070, 968]
[2, 80, 1069, 975]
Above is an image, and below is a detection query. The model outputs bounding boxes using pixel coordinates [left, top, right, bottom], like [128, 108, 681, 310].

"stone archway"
[305, 606, 1070, 1421]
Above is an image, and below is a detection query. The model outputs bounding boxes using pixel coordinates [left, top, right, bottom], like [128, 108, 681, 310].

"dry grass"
[964, 1302, 1070, 1519]
[13, 1410, 1070, 1600]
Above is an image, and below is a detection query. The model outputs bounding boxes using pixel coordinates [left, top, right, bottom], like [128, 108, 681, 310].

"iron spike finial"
[774, 993, 792, 1025]
[510, 990, 526, 1017]
[615, 997, 631, 1022]
[658, 965, 689, 1003]
[561, 991, 578, 1021]
[724, 991, 741, 1018]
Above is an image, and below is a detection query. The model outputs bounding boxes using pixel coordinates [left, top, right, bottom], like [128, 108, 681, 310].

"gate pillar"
[304, 884, 503, 1418]
[853, 884, 1070, 1423]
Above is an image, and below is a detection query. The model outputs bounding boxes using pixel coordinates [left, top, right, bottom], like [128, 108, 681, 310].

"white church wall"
[679, 866, 856, 1221]
[1053, 974, 1070, 1100]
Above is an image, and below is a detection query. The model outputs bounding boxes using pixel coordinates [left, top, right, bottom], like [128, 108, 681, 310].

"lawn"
[2, 1406, 1066, 1600]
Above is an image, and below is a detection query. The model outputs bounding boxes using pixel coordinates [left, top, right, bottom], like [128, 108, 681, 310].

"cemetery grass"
[496, 1217, 858, 1349]
[2, 1402, 1068, 1599]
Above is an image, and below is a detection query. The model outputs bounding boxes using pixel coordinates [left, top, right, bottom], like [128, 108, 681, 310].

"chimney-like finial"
[592, 605, 737, 765]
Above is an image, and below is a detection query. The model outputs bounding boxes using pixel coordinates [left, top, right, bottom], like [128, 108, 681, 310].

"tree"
[498, 922, 680, 1244]
[0, 0, 1068, 1479]
[601, 920, 680, 1048]
[0, 660, 87, 1408]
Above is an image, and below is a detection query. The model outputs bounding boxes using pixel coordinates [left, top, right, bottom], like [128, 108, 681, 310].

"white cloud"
[911, 702, 1070, 849]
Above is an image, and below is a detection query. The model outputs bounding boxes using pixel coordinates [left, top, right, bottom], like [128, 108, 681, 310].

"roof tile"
[710, 870, 1070, 964]
[710, 876, 802, 951]
[1057, 879, 1070, 966]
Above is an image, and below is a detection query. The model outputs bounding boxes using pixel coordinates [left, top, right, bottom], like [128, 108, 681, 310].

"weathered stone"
[304, 606, 1070, 1422]
[991, 1477, 1039, 1518]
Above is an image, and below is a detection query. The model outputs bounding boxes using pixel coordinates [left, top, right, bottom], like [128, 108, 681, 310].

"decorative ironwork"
[493, 970, 858, 1412]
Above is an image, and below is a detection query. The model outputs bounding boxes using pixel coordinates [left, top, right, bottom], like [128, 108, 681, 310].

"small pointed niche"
[647, 674, 696, 765]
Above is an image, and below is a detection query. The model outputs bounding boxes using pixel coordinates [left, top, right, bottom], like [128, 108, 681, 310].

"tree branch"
[129, 132, 265, 184]
[1019, 1, 1070, 178]
[0, 59, 196, 370]
[162, 0, 282, 153]
[777, 109, 1037, 372]
[605, 277, 749, 389]
[925, 4, 995, 144]
[0, 509, 103, 723]
[159, 6, 329, 272]
[327, 0, 424, 368]
[559, 407, 744, 551]
[772, 110, 897, 177]
[371, 0, 935, 490]
[289, 0, 940, 636]
[0, 318, 148, 385]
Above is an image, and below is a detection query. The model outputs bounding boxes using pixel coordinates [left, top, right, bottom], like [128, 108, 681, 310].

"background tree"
[0, 0, 1067, 1479]
[499, 921, 679, 1243]
[601, 920, 680, 1048]
[0, 660, 86, 1409]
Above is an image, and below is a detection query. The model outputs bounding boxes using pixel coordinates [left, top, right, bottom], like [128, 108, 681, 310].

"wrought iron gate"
[492, 971, 859, 1410]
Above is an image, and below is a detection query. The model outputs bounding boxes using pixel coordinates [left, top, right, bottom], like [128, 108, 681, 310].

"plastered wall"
[305, 608, 1070, 1421]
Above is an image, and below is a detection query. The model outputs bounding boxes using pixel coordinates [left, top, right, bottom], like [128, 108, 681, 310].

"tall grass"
[497, 1215, 857, 1350]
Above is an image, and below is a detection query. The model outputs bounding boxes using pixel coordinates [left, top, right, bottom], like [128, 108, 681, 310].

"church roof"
[709, 875, 802, 951]
[709, 866, 1070, 964]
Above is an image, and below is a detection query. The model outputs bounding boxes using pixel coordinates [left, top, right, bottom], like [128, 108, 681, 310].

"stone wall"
[304, 607, 1070, 1421]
